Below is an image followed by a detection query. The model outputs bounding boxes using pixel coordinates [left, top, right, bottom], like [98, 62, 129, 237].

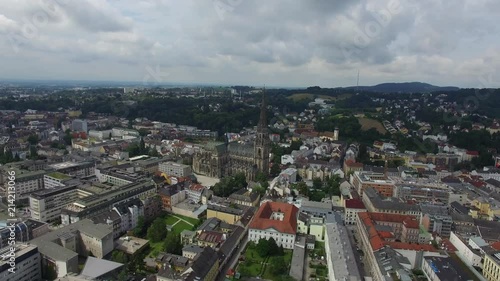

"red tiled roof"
[368, 213, 419, 228]
[198, 231, 224, 244]
[386, 242, 436, 252]
[491, 242, 500, 251]
[345, 160, 363, 167]
[466, 151, 479, 156]
[249, 202, 299, 235]
[358, 212, 435, 252]
[345, 199, 366, 209]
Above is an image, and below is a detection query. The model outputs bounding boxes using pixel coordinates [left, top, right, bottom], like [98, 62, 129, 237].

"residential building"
[72, 119, 88, 133]
[206, 204, 247, 225]
[112, 198, 144, 235]
[420, 204, 452, 238]
[448, 232, 483, 268]
[228, 188, 260, 207]
[483, 249, 500, 281]
[469, 197, 500, 221]
[422, 256, 476, 281]
[344, 199, 366, 225]
[362, 187, 421, 216]
[159, 185, 186, 211]
[248, 202, 298, 249]
[296, 200, 339, 242]
[0, 244, 41, 281]
[157, 246, 219, 281]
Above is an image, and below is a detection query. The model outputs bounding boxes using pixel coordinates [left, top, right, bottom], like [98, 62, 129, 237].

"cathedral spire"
[258, 88, 267, 129]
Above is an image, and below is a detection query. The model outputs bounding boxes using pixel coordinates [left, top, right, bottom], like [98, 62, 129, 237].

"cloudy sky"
[0, 0, 499, 87]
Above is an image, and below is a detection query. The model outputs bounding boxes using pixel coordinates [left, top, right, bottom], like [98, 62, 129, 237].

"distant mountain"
[342, 82, 460, 93]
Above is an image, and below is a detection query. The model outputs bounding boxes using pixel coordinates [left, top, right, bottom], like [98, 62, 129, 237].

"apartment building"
[420, 204, 452, 238]
[344, 199, 366, 225]
[483, 248, 500, 281]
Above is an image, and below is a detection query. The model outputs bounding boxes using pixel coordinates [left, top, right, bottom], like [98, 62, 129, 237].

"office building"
[0, 244, 41, 281]
[352, 171, 395, 198]
[159, 161, 192, 177]
[30, 219, 113, 278]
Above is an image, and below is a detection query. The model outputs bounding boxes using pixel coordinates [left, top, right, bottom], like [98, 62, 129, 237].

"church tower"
[254, 90, 270, 175]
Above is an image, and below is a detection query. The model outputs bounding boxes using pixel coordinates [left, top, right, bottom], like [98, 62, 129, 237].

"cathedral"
[192, 93, 270, 181]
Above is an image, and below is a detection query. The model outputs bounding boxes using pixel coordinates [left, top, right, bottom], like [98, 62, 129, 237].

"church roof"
[228, 142, 254, 157]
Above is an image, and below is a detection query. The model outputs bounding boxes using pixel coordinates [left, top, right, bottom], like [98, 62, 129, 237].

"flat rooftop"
[114, 236, 149, 255]
[46, 172, 71, 180]
[325, 222, 361, 281]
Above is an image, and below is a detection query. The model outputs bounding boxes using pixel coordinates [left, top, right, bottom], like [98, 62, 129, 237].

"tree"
[270, 256, 287, 275]
[256, 238, 269, 257]
[255, 171, 268, 183]
[147, 218, 167, 243]
[296, 182, 309, 197]
[117, 268, 128, 281]
[133, 216, 147, 237]
[29, 145, 38, 160]
[138, 128, 150, 137]
[270, 163, 281, 177]
[112, 250, 129, 263]
[312, 178, 322, 190]
[268, 237, 279, 255]
[253, 185, 266, 197]
[27, 134, 39, 145]
[163, 232, 182, 255]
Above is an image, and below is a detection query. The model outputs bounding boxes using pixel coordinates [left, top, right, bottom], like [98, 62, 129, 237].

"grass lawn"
[171, 221, 192, 235]
[358, 117, 387, 134]
[145, 214, 200, 257]
[164, 216, 179, 226]
[170, 214, 199, 225]
[238, 247, 293, 280]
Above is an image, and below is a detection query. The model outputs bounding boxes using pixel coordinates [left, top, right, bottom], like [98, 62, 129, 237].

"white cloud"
[0, 0, 498, 87]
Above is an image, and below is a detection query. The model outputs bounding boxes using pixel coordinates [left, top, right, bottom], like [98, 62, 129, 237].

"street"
[346, 224, 370, 278]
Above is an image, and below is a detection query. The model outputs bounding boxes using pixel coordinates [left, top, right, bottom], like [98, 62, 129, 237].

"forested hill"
[341, 82, 460, 93]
